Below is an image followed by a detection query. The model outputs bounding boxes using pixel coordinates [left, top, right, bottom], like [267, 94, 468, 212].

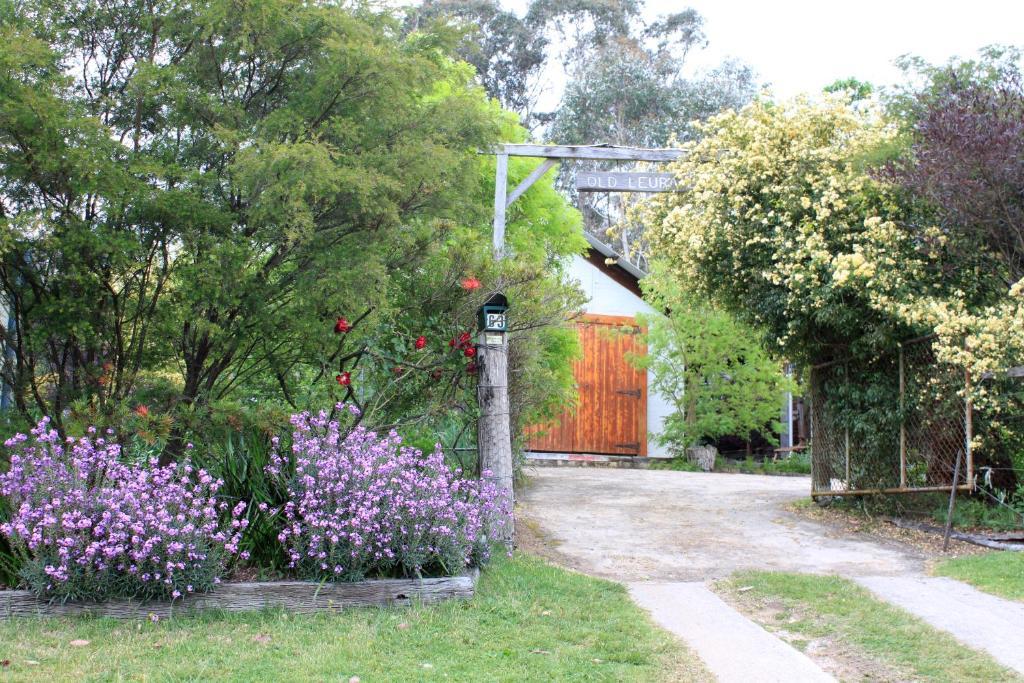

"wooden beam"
[500, 144, 685, 162]
[506, 158, 557, 207]
[0, 574, 477, 619]
[492, 153, 508, 258]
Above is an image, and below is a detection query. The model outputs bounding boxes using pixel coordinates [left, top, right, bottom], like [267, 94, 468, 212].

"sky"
[502, 0, 1024, 101]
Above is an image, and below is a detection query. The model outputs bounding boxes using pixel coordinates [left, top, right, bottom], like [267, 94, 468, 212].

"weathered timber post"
[481, 150, 514, 534]
[477, 324, 513, 513]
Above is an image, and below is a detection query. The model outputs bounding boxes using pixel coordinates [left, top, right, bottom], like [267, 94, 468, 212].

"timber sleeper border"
[0, 571, 478, 619]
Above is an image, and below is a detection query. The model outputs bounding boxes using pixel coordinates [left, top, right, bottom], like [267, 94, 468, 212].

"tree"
[0, 0, 587, 461]
[548, 15, 756, 268]
[405, 0, 547, 119]
[885, 71, 1024, 287]
[640, 95, 991, 368]
[633, 265, 792, 452]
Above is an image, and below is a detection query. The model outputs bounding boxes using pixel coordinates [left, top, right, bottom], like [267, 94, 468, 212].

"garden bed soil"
[0, 572, 477, 620]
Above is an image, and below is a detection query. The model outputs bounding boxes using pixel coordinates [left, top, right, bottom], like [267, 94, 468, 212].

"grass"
[0, 554, 705, 682]
[935, 552, 1024, 602]
[722, 571, 1018, 682]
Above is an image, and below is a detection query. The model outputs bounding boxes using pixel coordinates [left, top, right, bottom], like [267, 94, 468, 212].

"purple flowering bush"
[268, 407, 510, 581]
[0, 418, 247, 601]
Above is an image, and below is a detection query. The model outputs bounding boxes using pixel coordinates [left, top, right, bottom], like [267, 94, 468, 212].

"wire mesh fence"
[809, 335, 972, 496]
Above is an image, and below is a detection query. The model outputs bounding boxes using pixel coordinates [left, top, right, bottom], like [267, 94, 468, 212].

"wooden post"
[899, 344, 907, 489]
[477, 330, 513, 540]
[482, 152, 513, 541]
[492, 153, 508, 258]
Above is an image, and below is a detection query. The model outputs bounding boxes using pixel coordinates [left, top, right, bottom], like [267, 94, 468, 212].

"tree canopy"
[0, 0, 587, 459]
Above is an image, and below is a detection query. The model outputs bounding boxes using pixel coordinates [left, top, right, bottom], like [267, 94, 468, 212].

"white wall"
[567, 255, 674, 456]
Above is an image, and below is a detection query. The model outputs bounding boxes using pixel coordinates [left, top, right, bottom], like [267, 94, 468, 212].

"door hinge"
[615, 389, 641, 398]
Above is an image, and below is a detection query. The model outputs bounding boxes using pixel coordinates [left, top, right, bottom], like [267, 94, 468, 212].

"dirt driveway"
[519, 467, 924, 582]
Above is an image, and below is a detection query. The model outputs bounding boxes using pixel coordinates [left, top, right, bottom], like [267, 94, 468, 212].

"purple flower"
[268, 408, 510, 581]
[0, 419, 246, 601]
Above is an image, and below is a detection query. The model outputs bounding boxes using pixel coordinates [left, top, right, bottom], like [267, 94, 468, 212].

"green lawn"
[934, 552, 1024, 602]
[0, 554, 705, 682]
[722, 571, 1018, 682]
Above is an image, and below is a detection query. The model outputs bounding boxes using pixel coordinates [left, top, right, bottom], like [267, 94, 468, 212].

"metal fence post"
[965, 366, 973, 488]
[899, 343, 907, 489]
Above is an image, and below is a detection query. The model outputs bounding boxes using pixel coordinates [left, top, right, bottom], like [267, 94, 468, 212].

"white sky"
[503, 0, 1024, 100]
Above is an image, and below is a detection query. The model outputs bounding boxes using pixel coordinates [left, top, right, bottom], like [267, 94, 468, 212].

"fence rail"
[809, 335, 973, 497]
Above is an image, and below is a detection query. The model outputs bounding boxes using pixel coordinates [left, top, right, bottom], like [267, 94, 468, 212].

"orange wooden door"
[526, 314, 647, 455]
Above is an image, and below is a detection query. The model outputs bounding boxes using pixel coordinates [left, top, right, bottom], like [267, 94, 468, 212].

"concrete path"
[521, 468, 1024, 680]
[856, 575, 1024, 675]
[629, 582, 836, 683]
[520, 468, 924, 581]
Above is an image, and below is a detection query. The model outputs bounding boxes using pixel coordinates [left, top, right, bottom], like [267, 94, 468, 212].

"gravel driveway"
[519, 467, 924, 582]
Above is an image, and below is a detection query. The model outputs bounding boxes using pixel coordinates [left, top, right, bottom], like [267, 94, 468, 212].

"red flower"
[463, 346, 476, 358]
[134, 405, 150, 418]
[333, 317, 351, 334]
[449, 338, 457, 348]
[336, 372, 351, 386]
[414, 335, 427, 350]
[460, 276, 482, 291]
[466, 361, 478, 375]
[458, 331, 472, 347]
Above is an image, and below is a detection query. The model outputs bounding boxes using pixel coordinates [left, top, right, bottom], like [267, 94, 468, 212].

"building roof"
[581, 232, 646, 297]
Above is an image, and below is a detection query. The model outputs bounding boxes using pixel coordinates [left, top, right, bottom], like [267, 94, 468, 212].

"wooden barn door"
[526, 314, 647, 455]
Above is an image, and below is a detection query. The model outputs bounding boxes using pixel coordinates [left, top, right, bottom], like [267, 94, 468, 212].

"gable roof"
[582, 232, 646, 298]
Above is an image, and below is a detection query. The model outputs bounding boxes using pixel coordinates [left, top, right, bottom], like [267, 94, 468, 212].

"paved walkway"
[856, 575, 1024, 675]
[629, 582, 835, 683]
[521, 467, 1023, 681]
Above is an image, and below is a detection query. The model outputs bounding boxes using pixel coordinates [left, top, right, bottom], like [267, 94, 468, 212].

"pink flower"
[459, 277, 481, 291]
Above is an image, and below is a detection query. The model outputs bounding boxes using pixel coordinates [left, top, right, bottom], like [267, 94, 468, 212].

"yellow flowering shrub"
[643, 95, 1015, 372]
[640, 95, 1024, 488]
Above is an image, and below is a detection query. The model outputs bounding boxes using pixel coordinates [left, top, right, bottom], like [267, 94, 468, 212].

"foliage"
[824, 77, 875, 100]
[548, 10, 757, 267]
[935, 552, 1024, 602]
[267, 407, 510, 581]
[725, 571, 1015, 681]
[0, 0, 587, 461]
[0, 554, 706, 680]
[643, 95, 971, 367]
[931, 497, 1024, 532]
[405, 0, 547, 118]
[634, 265, 793, 450]
[881, 63, 1024, 378]
[0, 418, 246, 600]
[638, 93, 1022, 493]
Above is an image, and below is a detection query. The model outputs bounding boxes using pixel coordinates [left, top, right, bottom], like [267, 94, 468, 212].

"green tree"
[634, 266, 792, 451]
[0, 0, 587, 460]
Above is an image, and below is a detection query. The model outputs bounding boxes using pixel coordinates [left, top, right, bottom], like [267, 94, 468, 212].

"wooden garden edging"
[0, 572, 478, 620]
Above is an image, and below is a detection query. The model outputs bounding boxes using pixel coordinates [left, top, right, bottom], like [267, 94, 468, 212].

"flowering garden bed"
[0, 572, 477, 619]
[0, 410, 509, 616]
